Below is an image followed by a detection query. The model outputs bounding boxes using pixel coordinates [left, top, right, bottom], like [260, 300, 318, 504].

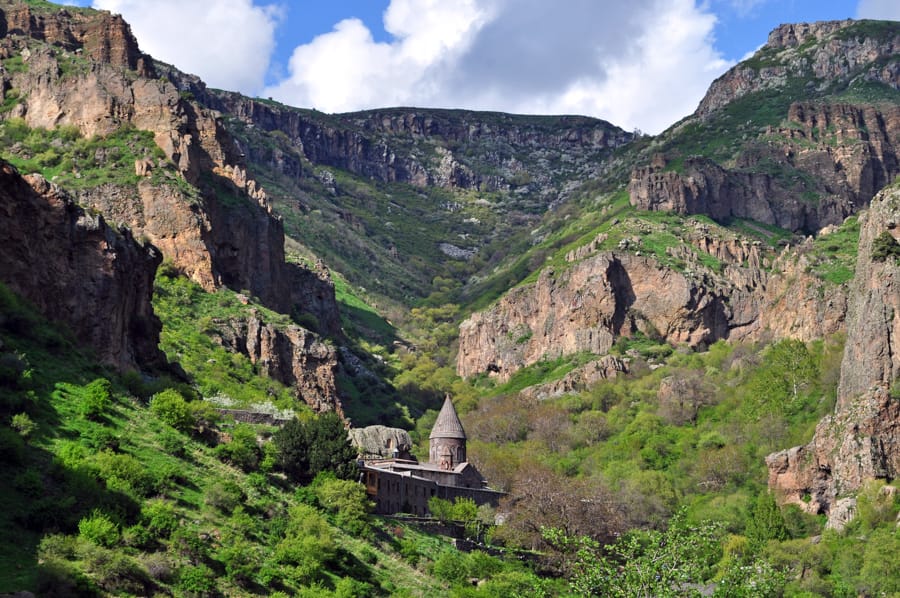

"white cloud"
[856, 0, 900, 20]
[263, 0, 488, 112]
[91, 0, 281, 94]
[264, 0, 732, 134]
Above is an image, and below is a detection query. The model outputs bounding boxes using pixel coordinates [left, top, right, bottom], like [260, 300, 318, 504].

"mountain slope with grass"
[2, 1, 900, 595]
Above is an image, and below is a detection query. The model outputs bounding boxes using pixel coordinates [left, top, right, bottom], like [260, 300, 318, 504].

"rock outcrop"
[767, 184, 900, 515]
[0, 160, 163, 370]
[631, 20, 900, 234]
[208, 92, 633, 201]
[457, 252, 732, 381]
[348, 425, 414, 460]
[457, 222, 847, 381]
[697, 20, 899, 118]
[0, 3, 342, 338]
[0, 1, 153, 75]
[212, 312, 342, 415]
[518, 355, 627, 400]
[630, 100, 900, 233]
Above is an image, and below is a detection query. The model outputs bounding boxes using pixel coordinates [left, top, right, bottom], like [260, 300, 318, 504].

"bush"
[0, 426, 26, 464]
[78, 510, 119, 547]
[871, 231, 900, 262]
[142, 499, 179, 538]
[215, 423, 261, 471]
[10, 412, 36, 438]
[150, 388, 194, 432]
[314, 477, 373, 536]
[205, 480, 244, 513]
[274, 413, 357, 482]
[178, 563, 216, 597]
[94, 450, 155, 497]
[79, 378, 112, 420]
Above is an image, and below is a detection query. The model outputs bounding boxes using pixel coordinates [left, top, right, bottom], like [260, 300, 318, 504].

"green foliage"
[745, 492, 788, 550]
[808, 216, 860, 284]
[204, 480, 244, 513]
[10, 412, 36, 438]
[215, 423, 261, 471]
[745, 339, 819, 417]
[871, 230, 900, 262]
[271, 503, 336, 586]
[546, 509, 724, 597]
[314, 477, 373, 536]
[274, 413, 357, 483]
[178, 563, 216, 596]
[150, 388, 195, 431]
[0, 118, 171, 190]
[77, 510, 119, 548]
[152, 270, 301, 408]
[78, 378, 112, 420]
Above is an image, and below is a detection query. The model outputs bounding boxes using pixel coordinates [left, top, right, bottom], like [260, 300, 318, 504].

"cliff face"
[0, 2, 341, 337]
[0, 2, 152, 75]
[630, 20, 900, 234]
[697, 20, 899, 117]
[457, 224, 847, 381]
[0, 160, 163, 370]
[210, 92, 633, 201]
[767, 184, 900, 515]
[213, 312, 342, 415]
[629, 101, 900, 233]
[0, 2, 344, 414]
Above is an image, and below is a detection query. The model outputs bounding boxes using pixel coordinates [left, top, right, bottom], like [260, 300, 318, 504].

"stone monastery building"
[358, 396, 504, 515]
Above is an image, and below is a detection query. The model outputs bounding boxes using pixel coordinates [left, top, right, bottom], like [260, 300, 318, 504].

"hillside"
[1, 1, 900, 596]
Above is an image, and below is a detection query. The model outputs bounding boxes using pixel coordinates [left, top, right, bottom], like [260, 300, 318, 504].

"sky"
[61, 0, 899, 134]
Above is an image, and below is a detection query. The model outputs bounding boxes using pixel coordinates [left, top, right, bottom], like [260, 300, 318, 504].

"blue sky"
[62, 0, 898, 133]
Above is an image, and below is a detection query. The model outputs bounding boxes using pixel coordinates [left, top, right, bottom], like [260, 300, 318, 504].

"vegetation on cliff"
[1, 2, 899, 596]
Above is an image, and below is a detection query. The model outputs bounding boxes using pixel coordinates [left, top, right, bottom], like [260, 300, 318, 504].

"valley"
[0, 2, 899, 595]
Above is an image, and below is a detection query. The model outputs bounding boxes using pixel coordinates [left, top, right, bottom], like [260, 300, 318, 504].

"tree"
[149, 389, 194, 432]
[747, 339, 818, 416]
[274, 413, 356, 483]
[544, 508, 724, 597]
[745, 491, 788, 550]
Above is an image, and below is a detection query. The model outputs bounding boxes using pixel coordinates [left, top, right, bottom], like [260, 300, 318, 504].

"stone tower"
[429, 395, 467, 470]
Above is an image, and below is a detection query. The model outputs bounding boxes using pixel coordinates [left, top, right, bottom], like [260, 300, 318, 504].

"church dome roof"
[429, 395, 467, 439]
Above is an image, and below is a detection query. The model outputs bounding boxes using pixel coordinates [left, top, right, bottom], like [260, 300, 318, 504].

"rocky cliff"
[630, 20, 900, 234]
[212, 311, 342, 415]
[697, 20, 899, 118]
[457, 220, 847, 381]
[767, 183, 900, 517]
[0, 1, 152, 75]
[0, 159, 163, 370]
[209, 91, 633, 204]
[0, 1, 341, 336]
[629, 100, 900, 233]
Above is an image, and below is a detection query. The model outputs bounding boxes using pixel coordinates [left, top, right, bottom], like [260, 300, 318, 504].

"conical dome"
[429, 395, 466, 439]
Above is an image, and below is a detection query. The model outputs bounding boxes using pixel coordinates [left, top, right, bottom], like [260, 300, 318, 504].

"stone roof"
[429, 395, 466, 440]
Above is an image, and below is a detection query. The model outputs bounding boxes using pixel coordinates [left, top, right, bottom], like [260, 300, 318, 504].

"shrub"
[205, 480, 244, 513]
[218, 538, 259, 585]
[78, 510, 119, 547]
[178, 563, 216, 597]
[314, 477, 373, 536]
[79, 378, 112, 420]
[872, 231, 900, 262]
[150, 388, 194, 432]
[13, 468, 43, 497]
[142, 499, 179, 538]
[215, 423, 261, 471]
[94, 450, 154, 497]
[274, 413, 357, 482]
[141, 552, 175, 583]
[10, 412, 35, 438]
[0, 426, 26, 464]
